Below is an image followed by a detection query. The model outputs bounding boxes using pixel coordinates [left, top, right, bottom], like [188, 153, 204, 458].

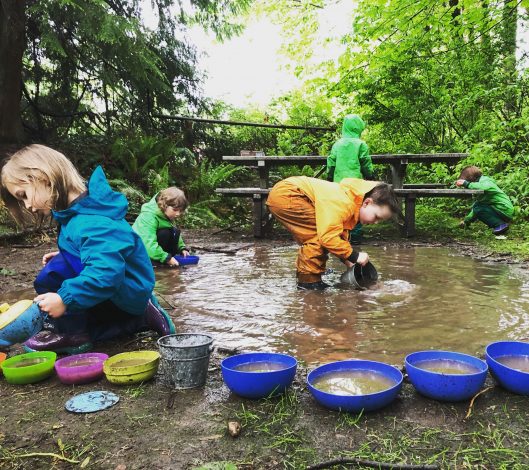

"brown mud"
[1, 228, 529, 469]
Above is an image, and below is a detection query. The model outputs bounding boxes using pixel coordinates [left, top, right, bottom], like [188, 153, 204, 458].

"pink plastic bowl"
[54, 352, 109, 385]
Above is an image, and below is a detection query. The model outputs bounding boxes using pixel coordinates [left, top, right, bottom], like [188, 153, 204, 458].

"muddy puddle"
[153, 245, 529, 365]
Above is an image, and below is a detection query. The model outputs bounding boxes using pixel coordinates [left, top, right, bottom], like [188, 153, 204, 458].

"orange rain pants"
[266, 180, 329, 283]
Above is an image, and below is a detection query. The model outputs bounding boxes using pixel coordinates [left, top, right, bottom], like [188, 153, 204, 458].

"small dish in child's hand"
[173, 255, 200, 266]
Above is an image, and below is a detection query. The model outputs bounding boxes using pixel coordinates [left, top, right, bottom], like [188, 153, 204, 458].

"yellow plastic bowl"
[103, 350, 160, 385]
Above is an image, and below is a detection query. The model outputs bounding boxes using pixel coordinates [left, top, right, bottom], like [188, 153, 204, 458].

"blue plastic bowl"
[173, 255, 200, 266]
[485, 341, 529, 395]
[306, 360, 403, 412]
[405, 350, 488, 402]
[221, 352, 297, 399]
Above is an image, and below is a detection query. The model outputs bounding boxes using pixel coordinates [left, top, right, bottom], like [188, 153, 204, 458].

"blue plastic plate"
[173, 255, 200, 266]
[65, 391, 119, 413]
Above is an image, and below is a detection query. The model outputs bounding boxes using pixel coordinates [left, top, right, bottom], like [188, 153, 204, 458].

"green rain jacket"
[132, 195, 186, 263]
[463, 176, 514, 223]
[327, 114, 373, 182]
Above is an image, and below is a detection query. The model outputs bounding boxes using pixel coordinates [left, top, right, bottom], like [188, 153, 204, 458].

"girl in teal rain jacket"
[0, 144, 175, 353]
[455, 165, 514, 235]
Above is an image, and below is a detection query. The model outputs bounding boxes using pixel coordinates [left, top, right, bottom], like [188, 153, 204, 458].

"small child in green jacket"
[133, 187, 190, 267]
[455, 165, 514, 235]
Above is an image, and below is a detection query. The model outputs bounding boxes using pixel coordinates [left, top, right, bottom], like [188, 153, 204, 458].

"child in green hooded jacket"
[327, 114, 374, 243]
[455, 165, 514, 235]
[133, 187, 190, 267]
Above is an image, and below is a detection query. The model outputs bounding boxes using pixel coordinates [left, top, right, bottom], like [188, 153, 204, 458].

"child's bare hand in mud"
[343, 259, 355, 269]
[356, 252, 369, 266]
[167, 257, 179, 268]
[42, 251, 59, 265]
[181, 250, 190, 257]
[34, 293, 67, 318]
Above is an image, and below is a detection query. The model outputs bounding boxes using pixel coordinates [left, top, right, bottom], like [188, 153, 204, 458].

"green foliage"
[107, 178, 147, 218]
[184, 160, 245, 202]
[108, 135, 194, 191]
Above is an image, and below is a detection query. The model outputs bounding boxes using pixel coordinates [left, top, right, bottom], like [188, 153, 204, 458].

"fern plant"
[185, 160, 245, 202]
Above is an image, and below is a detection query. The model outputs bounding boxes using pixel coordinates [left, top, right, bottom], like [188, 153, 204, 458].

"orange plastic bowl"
[0, 352, 6, 374]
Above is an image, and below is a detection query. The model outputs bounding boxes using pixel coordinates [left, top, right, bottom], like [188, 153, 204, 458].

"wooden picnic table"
[222, 153, 467, 189]
[218, 153, 483, 237]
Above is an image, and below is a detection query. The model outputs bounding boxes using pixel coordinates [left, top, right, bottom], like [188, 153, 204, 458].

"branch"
[307, 457, 440, 470]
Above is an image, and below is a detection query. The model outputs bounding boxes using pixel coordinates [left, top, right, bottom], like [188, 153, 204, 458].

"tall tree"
[0, 0, 251, 144]
[0, 0, 25, 143]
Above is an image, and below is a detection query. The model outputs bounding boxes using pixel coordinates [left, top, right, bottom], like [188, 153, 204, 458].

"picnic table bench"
[216, 154, 484, 237]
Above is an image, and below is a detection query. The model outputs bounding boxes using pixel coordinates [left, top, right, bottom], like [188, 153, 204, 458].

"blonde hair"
[0, 144, 86, 224]
[156, 187, 188, 212]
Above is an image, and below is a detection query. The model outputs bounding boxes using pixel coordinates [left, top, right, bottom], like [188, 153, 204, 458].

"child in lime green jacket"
[326, 114, 374, 244]
[455, 166, 514, 235]
[132, 187, 190, 267]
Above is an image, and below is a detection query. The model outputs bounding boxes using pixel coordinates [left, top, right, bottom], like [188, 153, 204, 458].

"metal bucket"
[157, 333, 214, 389]
[340, 261, 378, 290]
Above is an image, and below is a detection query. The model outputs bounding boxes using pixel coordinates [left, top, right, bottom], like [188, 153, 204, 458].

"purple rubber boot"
[492, 223, 509, 235]
[144, 298, 176, 337]
[24, 330, 92, 354]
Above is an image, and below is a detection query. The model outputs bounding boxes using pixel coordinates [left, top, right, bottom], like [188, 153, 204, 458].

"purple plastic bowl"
[54, 352, 109, 385]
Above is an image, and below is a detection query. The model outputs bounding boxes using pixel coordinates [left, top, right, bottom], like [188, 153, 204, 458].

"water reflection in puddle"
[7, 245, 528, 366]
[153, 245, 529, 365]
[156, 246, 529, 363]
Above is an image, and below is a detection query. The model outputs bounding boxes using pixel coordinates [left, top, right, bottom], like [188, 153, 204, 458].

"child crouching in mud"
[0, 144, 175, 353]
[266, 176, 400, 290]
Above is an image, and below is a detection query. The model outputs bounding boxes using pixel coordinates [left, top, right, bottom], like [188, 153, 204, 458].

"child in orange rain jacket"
[266, 176, 399, 290]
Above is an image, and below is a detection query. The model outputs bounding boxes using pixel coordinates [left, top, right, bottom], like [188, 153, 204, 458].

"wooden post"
[257, 160, 269, 189]
[252, 193, 265, 238]
[402, 194, 417, 237]
[390, 159, 408, 189]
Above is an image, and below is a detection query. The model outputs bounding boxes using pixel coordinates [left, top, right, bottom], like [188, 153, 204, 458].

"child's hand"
[455, 179, 466, 187]
[181, 250, 190, 257]
[356, 252, 369, 266]
[343, 259, 355, 269]
[34, 293, 67, 318]
[42, 251, 59, 265]
[459, 220, 467, 228]
[167, 257, 179, 268]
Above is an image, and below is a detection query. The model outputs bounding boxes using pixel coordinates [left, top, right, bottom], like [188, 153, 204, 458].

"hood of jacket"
[341, 114, 365, 139]
[52, 166, 128, 224]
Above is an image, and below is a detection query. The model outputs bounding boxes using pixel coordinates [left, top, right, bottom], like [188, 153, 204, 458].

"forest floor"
[1, 226, 529, 470]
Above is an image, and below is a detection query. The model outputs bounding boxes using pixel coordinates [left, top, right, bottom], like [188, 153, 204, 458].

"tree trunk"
[501, 0, 517, 112]
[0, 0, 25, 144]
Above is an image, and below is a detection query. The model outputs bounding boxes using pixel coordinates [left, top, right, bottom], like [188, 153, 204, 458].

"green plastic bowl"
[1, 351, 57, 384]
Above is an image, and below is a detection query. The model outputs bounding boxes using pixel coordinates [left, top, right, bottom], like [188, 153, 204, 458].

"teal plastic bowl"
[1, 351, 57, 384]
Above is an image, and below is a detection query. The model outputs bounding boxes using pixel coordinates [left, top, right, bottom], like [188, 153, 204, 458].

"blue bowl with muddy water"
[307, 360, 403, 412]
[221, 352, 297, 399]
[405, 351, 488, 402]
[485, 341, 529, 395]
[173, 255, 199, 266]
[0, 300, 44, 348]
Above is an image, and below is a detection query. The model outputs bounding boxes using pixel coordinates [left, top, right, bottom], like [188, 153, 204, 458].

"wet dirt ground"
[1, 228, 529, 469]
